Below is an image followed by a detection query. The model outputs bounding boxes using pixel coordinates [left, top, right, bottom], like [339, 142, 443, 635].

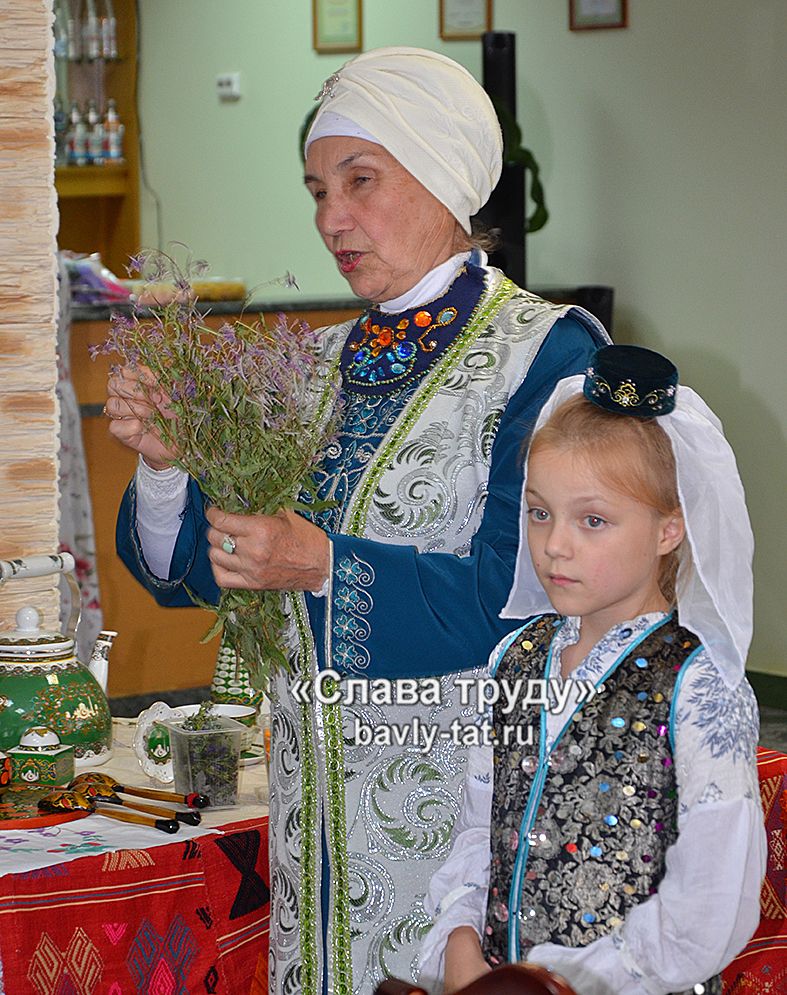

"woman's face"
[304, 136, 468, 303]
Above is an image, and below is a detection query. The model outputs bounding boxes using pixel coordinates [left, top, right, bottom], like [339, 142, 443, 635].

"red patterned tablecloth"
[0, 816, 269, 995]
[722, 747, 787, 993]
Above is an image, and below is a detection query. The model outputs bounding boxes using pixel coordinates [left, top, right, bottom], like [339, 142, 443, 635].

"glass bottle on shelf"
[53, 0, 70, 145]
[54, 97, 69, 167]
[101, 0, 118, 60]
[82, 0, 101, 62]
[104, 98, 124, 163]
[86, 99, 104, 165]
[66, 0, 81, 62]
[53, 0, 69, 66]
[67, 101, 88, 167]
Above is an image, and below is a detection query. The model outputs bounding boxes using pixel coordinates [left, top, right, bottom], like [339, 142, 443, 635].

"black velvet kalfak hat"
[583, 344, 678, 417]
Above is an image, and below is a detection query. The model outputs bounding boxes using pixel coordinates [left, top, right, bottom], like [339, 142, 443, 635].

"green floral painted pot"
[0, 606, 115, 767]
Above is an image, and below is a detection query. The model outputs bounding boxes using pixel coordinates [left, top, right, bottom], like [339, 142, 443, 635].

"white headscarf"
[306, 47, 503, 234]
[500, 375, 755, 689]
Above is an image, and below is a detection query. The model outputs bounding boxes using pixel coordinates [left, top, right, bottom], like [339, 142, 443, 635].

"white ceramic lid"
[0, 607, 74, 659]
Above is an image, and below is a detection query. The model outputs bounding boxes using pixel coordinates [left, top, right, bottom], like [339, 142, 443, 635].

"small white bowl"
[176, 704, 258, 751]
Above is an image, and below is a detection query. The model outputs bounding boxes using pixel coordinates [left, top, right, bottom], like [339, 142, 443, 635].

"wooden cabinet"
[71, 305, 360, 699]
[55, 0, 139, 277]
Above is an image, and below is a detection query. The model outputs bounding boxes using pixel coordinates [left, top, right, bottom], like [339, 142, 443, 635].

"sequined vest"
[483, 614, 721, 995]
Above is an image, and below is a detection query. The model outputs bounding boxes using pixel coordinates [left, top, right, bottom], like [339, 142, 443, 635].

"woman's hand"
[206, 507, 331, 593]
[444, 926, 492, 994]
[105, 364, 178, 469]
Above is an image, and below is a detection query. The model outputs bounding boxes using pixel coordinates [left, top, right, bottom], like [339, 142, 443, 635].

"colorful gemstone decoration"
[635, 657, 648, 668]
[590, 845, 603, 857]
[611, 716, 626, 728]
[339, 268, 479, 392]
[604, 815, 618, 826]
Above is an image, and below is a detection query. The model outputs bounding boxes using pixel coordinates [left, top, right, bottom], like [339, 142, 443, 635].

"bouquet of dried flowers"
[91, 247, 341, 689]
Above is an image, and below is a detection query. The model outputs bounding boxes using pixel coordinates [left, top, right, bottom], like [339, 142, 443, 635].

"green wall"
[138, 0, 787, 681]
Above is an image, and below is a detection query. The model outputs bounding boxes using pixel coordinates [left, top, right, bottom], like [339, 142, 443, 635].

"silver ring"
[102, 404, 126, 421]
[221, 534, 237, 555]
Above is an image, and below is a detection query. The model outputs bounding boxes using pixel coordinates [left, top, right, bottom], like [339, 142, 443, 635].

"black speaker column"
[478, 31, 526, 288]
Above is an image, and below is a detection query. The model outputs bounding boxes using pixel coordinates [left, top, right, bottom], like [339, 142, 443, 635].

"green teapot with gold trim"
[0, 553, 115, 767]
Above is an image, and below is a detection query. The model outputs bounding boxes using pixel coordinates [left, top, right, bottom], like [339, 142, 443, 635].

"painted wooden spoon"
[38, 788, 180, 833]
[69, 777, 201, 825]
[72, 770, 210, 808]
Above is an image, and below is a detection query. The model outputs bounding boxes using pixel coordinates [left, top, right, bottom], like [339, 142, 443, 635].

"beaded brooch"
[340, 264, 485, 394]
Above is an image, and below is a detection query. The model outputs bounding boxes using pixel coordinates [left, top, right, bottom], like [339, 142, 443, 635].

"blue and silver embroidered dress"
[117, 263, 607, 995]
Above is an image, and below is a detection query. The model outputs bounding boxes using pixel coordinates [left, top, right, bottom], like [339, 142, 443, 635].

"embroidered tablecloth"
[0, 815, 269, 994]
[722, 747, 787, 993]
[0, 719, 270, 994]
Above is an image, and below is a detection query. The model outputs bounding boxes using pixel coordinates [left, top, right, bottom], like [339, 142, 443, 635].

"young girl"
[419, 346, 766, 995]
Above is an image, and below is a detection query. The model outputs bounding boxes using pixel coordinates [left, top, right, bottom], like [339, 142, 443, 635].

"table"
[0, 719, 270, 994]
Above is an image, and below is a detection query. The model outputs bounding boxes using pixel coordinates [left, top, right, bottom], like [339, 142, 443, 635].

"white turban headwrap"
[305, 47, 503, 234]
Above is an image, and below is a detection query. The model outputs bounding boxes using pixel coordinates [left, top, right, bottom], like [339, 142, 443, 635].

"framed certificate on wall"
[569, 0, 627, 31]
[313, 0, 362, 54]
[439, 0, 493, 40]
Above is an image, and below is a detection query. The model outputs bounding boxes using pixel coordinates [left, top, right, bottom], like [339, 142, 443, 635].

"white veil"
[500, 374, 754, 688]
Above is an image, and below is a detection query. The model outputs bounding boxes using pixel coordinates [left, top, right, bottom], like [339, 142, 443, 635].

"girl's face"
[525, 445, 684, 646]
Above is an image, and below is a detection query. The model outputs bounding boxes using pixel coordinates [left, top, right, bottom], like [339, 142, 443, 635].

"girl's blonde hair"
[527, 394, 683, 604]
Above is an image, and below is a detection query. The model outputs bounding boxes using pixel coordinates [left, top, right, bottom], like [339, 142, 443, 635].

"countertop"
[71, 296, 362, 322]
[70, 283, 614, 326]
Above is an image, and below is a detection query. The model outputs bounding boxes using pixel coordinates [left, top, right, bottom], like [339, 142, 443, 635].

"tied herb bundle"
[91, 248, 341, 689]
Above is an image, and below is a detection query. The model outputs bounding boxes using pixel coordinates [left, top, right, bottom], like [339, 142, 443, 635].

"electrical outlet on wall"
[216, 72, 241, 101]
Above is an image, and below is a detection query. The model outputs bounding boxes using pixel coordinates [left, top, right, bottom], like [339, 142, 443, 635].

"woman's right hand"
[105, 364, 178, 470]
[443, 926, 492, 994]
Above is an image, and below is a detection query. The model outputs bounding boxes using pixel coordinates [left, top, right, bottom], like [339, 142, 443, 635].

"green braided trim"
[292, 594, 319, 995]
[322, 692, 353, 995]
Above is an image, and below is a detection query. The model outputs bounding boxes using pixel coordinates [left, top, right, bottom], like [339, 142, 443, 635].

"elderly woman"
[107, 48, 607, 995]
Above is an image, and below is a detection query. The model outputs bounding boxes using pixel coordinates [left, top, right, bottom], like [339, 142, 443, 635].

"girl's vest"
[483, 614, 720, 995]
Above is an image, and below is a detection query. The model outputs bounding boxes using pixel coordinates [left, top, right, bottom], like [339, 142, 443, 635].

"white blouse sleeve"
[418, 744, 494, 992]
[134, 456, 188, 579]
[525, 651, 766, 995]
